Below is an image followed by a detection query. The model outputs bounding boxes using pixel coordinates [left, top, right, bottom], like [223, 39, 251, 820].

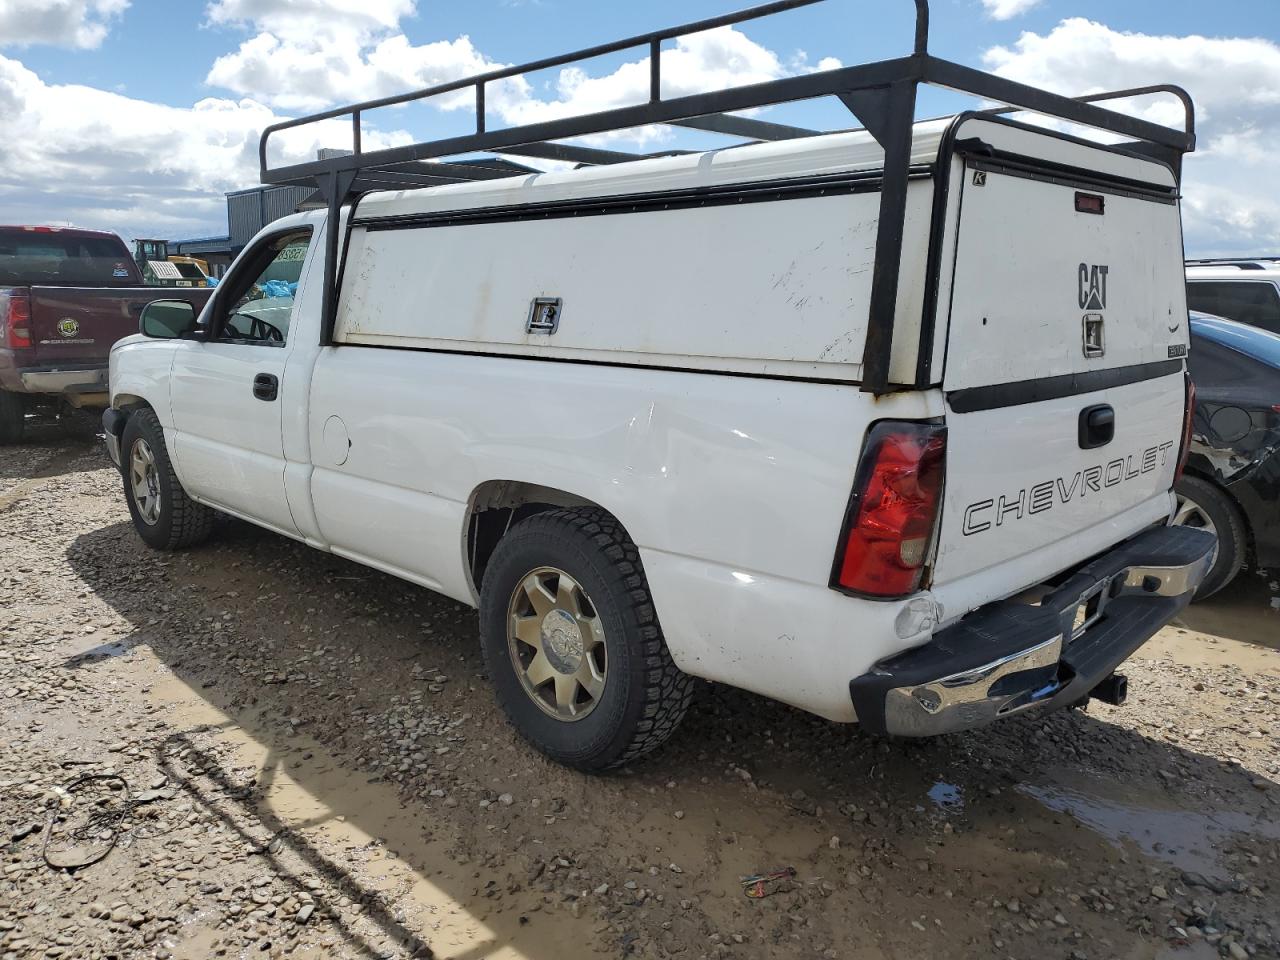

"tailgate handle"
[253, 373, 278, 402]
[1078, 404, 1114, 449]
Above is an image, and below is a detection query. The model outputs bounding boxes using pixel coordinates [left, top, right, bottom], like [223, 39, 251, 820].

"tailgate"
[28, 287, 210, 365]
[931, 118, 1188, 594]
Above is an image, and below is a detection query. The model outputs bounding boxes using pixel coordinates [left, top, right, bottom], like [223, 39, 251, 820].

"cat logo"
[57, 317, 80, 338]
[1077, 263, 1109, 310]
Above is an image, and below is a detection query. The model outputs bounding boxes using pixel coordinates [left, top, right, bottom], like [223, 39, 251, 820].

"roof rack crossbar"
[491, 143, 651, 166]
[375, 159, 523, 182]
[667, 114, 821, 141]
[265, 0, 1194, 395]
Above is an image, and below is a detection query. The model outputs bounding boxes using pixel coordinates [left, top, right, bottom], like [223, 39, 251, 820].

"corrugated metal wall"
[228, 186, 313, 246]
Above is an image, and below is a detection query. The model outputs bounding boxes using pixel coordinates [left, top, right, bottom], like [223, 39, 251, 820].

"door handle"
[1078, 403, 1114, 449]
[253, 373, 279, 402]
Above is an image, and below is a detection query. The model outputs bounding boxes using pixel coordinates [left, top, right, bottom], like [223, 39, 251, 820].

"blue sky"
[2, 0, 1279, 252]
[14, 1, 1279, 101]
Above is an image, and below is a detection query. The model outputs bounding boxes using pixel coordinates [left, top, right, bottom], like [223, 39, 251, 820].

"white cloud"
[205, 18, 803, 149]
[207, 31, 507, 113]
[0, 0, 828, 242]
[205, 0, 415, 35]
[0, 0, 129, 49]
[0, 54, 410, 241]
[983, 18, 1280, 255]
[980, 0, 1041, 21]
[500, 27, 789, 131]
[201, 0, 820, 137]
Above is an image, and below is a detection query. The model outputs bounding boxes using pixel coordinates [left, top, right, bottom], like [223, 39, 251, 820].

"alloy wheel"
[506, 566, 607, 721]
[1172, 492, 1217, 539]
[129, 438, 162, 526]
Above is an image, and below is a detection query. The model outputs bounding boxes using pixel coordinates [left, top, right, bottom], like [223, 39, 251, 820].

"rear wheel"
[121, 409, 214, 550]
[1172, 475, 1245, 600]
[0, 390, 25, 445]
[479, 508, 694, 771]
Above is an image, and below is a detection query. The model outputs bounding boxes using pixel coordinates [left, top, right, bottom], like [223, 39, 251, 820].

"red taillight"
[1175, 375, 1195, 484]
[833, 421, 947, 598]
[0, 290, 32, 349]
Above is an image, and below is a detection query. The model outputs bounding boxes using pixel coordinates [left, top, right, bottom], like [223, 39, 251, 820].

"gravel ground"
[1, 427, 1277, 960]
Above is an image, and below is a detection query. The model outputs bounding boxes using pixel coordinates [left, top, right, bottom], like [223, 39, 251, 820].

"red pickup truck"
[0, 225, 213, 444]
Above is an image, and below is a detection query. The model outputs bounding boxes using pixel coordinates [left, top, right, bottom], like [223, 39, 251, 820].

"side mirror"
[139, 300, 199, 339]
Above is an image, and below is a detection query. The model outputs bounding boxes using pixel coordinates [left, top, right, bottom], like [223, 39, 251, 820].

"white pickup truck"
[103, 1, 1214, 770]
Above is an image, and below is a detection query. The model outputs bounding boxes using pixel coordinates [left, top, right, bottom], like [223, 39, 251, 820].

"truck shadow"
[64, 517, 1279, 959]
[152, 722, 435, 959]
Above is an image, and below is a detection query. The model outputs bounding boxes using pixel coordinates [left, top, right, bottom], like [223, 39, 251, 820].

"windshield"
[0, 230, 136, 286]
[1192, 315, 1280, 370]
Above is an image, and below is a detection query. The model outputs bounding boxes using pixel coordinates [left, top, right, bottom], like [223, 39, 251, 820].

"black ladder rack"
[258, 0, 1195, 394]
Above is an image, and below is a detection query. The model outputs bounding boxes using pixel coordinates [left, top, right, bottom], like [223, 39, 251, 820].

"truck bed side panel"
[306, 347, 943, 718]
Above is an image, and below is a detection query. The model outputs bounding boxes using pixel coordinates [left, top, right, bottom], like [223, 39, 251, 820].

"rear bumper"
[0, 358, 108, 400]
[849, 524, 1216, 736]
[20, 366, 108, 394]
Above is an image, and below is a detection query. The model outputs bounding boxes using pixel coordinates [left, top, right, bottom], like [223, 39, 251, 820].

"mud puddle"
[1019, 772, 1280, 876]
[1172, 572, 1280, 652]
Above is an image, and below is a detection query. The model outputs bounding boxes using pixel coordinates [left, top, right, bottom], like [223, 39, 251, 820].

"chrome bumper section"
[851, 524, 1217, 737]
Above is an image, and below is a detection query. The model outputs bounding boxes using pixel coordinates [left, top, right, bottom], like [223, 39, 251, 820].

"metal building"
[169, 184, 315, 276]
[226, 185, 316, 248]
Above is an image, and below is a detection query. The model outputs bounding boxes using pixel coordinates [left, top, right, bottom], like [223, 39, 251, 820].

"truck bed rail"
[257, 0, 1195, 393]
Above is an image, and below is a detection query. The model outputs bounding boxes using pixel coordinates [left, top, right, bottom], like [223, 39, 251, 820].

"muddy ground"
[1, 427, 1277, 960]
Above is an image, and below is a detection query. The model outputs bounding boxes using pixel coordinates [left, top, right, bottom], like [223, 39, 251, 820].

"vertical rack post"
[318, 168, 358, 347]
[856, 79, 919, 394]
[650, 38, 661, 102]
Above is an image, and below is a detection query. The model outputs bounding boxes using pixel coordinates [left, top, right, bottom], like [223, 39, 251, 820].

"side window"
[216, 230, 311, 345]
[1186, 281, 1280, 335]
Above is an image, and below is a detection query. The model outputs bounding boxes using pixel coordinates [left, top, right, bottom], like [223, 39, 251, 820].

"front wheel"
[1172, 475, 1245, 600]
[479, 508, 694, 771]
[120, 409, 214, 550]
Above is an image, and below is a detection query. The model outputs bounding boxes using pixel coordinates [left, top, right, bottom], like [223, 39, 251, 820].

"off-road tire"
[1174, 474, 1246, 600]
[0, 390, 24, 445]
[121, 409, 214, 550]
[479, 508, 695, 771]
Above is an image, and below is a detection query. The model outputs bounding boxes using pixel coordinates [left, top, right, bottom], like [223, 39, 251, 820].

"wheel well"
[465, 481, 612, 596]
[112, 394, 153, 413]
